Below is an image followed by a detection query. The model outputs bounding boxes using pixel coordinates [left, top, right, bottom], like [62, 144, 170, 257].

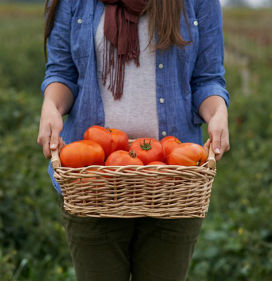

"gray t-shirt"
[95, 11, 159, 140]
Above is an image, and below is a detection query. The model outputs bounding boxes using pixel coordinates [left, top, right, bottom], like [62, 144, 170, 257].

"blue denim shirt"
[41, 0, 230, 193]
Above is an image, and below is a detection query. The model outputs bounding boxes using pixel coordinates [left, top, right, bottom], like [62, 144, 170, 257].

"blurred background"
[0, 0, 272, 280]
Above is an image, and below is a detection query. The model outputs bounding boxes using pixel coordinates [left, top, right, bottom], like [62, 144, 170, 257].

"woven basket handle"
[51, 149, 61, 169]
[207, 146, 216, 169]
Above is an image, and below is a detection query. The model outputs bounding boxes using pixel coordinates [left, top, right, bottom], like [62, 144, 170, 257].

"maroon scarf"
[100, 0, 147, 100]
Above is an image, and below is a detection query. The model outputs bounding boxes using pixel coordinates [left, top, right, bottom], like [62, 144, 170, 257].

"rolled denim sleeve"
[191, 0, 230, 124]
[41, 0, 79, 98]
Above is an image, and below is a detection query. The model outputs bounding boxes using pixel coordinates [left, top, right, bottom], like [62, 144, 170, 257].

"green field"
[0, 4, 272, 280]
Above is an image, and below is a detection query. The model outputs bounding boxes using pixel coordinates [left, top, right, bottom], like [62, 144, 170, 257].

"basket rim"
[54, 161, 215, 172]
[53, 162, 216, 181]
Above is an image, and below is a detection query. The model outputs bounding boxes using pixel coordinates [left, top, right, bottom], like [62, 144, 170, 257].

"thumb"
[59, 137, 66, 151]
[203, 138, 211, 154]
[210, 130, 222, 155]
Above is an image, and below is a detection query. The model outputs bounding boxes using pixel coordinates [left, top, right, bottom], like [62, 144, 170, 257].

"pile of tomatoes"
[59, 125, 208, 168]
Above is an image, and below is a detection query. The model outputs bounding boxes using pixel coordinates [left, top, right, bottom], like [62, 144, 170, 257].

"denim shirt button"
[161, 131, 167, 136]
[159, 98, 165, 104]
[193, 20, 198, 26]
[158, 63, 164, 69]
[77, 18, 83, 24]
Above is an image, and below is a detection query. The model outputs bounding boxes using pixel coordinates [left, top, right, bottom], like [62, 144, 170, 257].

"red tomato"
[160, 136, 181, 146]
[105, 150, 144, 166]
[184, 143, 207, 165]
[147, 161, 167, 165]
[80, 140, 105, 165]
[129, 138, 164, 165]
[60, 141, 97, 168]
[160, 136, 182, 159]
[83, 126, 129, 156]
[166, 143, 208, 166]
[83, 125, 112, 157]
[108, 128, 129, 153]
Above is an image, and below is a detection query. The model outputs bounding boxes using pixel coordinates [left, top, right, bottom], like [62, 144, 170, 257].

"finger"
[37, 128, 52, 159]
[215, 141, 230, 162]
[203, 138, 211, 155]
[221, 131, 230, 153]
[59, 137, 66, 151]
[215, 153, 223, 162]
[203, 138, 211, 154]
[37, 126, 50, 146]
[204, 138, 211, 147]
[50, 126, 62, 151]
[61, 136, 66, 145]
[43, 140, 51, 159]
[210, 130, 222, 155]
[221, 140, 230, 153]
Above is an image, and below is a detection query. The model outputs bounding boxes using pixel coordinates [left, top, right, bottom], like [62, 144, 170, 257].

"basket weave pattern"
[53, 162, 216, 219]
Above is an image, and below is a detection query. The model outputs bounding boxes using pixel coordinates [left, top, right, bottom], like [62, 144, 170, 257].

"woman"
[38, 0, 230, 280]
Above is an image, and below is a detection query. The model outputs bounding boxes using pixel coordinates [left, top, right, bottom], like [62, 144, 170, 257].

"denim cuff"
[41, 76, 79, 99]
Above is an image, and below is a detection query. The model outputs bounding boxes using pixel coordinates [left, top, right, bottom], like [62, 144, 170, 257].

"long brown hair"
[143, 0, 191, 51]
[44, 0, 59, 59]
[44, 0, 191, 59]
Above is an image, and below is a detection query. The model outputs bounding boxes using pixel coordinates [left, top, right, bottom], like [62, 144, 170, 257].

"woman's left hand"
[204, 110, 230, 161]
[199, 96, 230, 162]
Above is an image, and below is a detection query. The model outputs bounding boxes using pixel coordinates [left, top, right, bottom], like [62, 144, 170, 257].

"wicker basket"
[51, 140, 216, 219]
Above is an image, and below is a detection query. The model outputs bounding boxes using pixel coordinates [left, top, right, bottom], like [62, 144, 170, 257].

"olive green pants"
[59, 199, 203, 281]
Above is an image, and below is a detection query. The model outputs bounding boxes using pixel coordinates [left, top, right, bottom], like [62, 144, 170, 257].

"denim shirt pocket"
[71, 16, 93, 60]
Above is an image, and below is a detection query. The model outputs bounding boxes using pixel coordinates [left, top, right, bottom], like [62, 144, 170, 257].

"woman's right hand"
[37, 99, 64, 159]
